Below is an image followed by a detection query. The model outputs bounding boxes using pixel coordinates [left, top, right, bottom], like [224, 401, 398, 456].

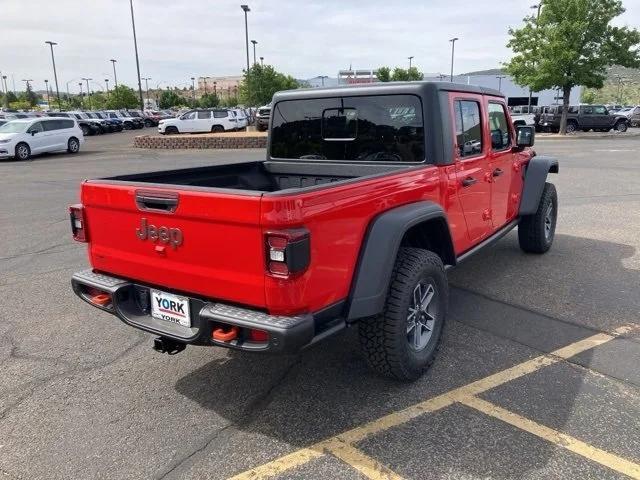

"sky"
[1, 0, 639, 94]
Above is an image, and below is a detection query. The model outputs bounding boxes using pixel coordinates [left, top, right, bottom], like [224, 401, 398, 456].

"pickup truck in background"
[70, 82, 558, 381]
[539, 104, 630, 133]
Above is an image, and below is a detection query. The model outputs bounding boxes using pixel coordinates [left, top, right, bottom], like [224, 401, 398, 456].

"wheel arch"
[519, 155, 559, 216]
[346, 202, 455, 321]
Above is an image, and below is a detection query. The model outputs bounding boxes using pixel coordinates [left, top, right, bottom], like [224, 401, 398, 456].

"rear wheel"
[67, 137, 80, 153]
[565, 122, 577, 134]
[359, 248, 448, 381]
[211, 125, 224, 133]
[518, 182, 557, 254]
[15, 142, 31, 160]
[615, 121, 628, 133]
[144, 119, 154, 127]
[165, 126, 179, 135]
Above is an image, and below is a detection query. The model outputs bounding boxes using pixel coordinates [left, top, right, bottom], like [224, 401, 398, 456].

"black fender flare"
[346, 201, 454, 320]
[519, 156, 559, 216]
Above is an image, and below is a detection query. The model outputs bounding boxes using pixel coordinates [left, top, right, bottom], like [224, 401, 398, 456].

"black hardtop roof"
[272, 81, 504, 102]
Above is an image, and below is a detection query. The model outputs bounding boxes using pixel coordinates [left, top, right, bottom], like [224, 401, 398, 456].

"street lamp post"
[260, 56, 264, 66]
[1, 76, 7, 108]
[191, 77, 196, 102]
[45, 41, 62, 111]
[251, 40, 258, 65]
[142, 77, 151, 108]
[78, 82, 84, 108]
[110, 59, 118, 86]
[203, 77, 209, 95]
[496, 75, 506, 92]
[449, 37, 459, 82]
[105, 78, 110, 95]
[213, 82, 217, 97]
[528, 3, 542, 111]
[129, 0, 144, 111]
[408, 56, 414, 69]
[82, 78, 92, 109]
[241, 5, 251, 74]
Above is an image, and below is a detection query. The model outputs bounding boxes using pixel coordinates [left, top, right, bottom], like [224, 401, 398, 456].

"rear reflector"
[248, 329, 269, 342]
[69, 204, 87, 242]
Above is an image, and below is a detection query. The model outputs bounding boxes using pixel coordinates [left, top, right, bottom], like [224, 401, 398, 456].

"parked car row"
[536, 104, 631, 133]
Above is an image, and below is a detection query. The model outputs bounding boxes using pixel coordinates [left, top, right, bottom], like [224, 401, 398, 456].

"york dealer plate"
[150, 290, 191, 328]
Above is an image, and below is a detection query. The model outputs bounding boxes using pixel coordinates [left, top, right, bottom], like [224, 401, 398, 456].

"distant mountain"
[460, 68, 506, 76]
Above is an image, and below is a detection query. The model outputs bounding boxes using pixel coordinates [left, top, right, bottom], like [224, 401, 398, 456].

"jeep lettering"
[136, 218, 183, 248]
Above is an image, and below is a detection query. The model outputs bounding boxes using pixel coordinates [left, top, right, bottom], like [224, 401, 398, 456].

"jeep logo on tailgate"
[136, 218, 183, 248]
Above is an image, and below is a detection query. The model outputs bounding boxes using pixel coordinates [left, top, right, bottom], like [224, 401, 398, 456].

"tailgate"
[81, 182, 266, 307]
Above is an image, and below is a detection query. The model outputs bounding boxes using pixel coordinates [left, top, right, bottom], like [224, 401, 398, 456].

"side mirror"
[516, 126, 535, 148]
[29, 130, 37, 136]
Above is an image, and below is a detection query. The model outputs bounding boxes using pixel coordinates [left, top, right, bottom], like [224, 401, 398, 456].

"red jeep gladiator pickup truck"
[70, 82, 558, 380]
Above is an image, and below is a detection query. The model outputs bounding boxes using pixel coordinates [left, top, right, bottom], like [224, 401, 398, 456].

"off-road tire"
[15, 142, 31, 160]
[67, 137, 80, 153]
[358, 248, 448, 381]
[518, 182, 557, 254]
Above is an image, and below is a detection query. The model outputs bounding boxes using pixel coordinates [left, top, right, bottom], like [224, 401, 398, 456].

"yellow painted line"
[460, 395, 640, 479]
[227, 324, 635, 479]
[227, 446, 324, 480]
[323, 439, 405, 480]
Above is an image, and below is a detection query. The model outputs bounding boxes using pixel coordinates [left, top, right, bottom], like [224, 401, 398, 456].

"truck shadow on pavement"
[174, 232, 638, 477]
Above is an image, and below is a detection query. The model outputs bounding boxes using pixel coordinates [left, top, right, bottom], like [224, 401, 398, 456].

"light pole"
[110, 59, 118, 86]
[191, 77, 195, 102]
[44, 79, 50, 107]
[82, 78, 92, 109]
[142, 77, 151, 108]
[45, 41, 62, 111]
[527, 4, 543, 111]
[449, 37, 459, 82]
[408, 56, 414, 69]
[78, 82, 84, 108]
[129, 0, 144, 111]
[105, 78, 110, 95]
[213, 81, 217, 97]
[260, 56, 264, 66]
[241, 5, 251, 74]
[203, 77, 209, 95]
[251, 40, 258, 65]
[496, 75, 506, 92]
[319, 75, 328, 87]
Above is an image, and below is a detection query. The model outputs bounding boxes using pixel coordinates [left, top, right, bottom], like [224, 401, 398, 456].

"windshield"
[270, 94, 425, 163]
[0, 122, 29, 134]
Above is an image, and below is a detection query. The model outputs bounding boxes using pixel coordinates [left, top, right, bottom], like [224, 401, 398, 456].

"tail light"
[266, 228, 310, 277]
[69, 204, 88, 242]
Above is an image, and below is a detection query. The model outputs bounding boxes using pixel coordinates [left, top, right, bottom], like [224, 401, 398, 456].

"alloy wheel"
[407, 281, 437, 350]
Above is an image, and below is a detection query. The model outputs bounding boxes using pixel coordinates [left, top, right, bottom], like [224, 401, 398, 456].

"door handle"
[461, 176, 478, 187]
[493, 168, 504, 177]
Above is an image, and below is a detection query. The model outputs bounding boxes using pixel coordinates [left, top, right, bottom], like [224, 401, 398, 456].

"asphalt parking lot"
[1, 129, 639, 480]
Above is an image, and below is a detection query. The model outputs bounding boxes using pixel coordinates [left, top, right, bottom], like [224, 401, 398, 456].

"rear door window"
[454, 100, 483, 157]
[271, 94, 425, 162]
[197, 111, 211, 119]
[213, 111, 228, 118]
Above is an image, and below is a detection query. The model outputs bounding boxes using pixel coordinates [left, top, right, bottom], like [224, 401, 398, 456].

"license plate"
[150, 290, 191, 327]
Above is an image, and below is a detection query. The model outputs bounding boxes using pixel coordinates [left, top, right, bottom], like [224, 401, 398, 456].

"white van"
[158, 109, 237, 134]
[0, 117, 84, 160]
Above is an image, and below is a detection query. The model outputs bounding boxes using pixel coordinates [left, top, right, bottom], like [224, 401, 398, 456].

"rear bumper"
[71, 269, 318, 353]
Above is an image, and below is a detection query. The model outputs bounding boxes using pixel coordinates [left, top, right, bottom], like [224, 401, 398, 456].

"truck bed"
[101, 160, 409, 193]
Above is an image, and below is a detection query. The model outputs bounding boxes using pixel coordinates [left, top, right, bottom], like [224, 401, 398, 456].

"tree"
[90, 92, 108, 110]
[19, 83, 40, 107]
[238, 64, 300, 106]
[581, 90, 597, 104]
[377, 66, 424, 82]
[505, 0, 640, 134]
[105, 85, 140, 109]
[199, 93, 219, 108]
[159, 89, 184, 109]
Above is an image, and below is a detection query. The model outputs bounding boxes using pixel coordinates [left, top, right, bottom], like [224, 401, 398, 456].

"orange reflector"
[212, 326, 239, 342]
[91, 293, 112, 306]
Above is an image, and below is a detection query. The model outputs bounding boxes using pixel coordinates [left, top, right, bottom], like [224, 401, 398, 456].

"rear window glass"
[213, 111, 228, 118]
[270, 94, 425, 162]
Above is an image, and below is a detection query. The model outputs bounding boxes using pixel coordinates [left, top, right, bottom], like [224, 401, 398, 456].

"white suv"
[158, 109, 236, 134]
[0, 117, 84, 160]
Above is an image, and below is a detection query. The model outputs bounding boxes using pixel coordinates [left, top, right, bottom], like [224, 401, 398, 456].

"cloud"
[1, 0, 638, 93]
